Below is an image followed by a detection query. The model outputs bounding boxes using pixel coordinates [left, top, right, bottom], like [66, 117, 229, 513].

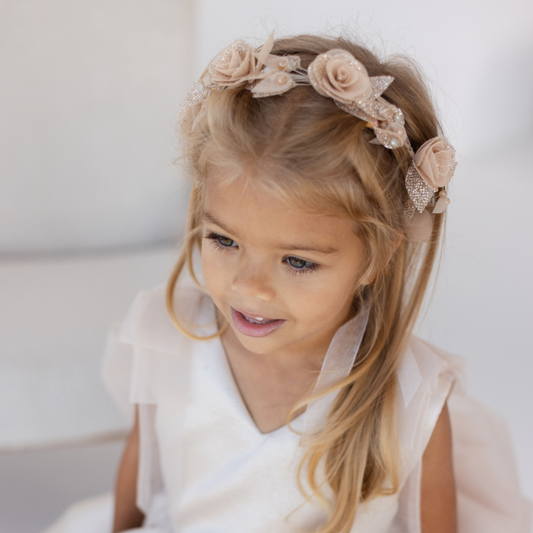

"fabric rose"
[208, 41, 259, 88]
[413, 137, 456, 188]
[308, 49, 374, 105]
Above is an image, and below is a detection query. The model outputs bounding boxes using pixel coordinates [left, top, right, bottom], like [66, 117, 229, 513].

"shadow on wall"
[0, 0, 194, 254]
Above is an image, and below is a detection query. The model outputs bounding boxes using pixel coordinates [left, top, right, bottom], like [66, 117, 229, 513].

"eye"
[217, 235, 235, 247]
[204, 231, 238, 249]
[284, 256, 319, 274]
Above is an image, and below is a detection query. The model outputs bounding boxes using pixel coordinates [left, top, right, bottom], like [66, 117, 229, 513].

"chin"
[232, 331, 286, 355]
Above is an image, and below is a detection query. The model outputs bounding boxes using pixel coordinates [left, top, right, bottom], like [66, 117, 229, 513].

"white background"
[0, 1, 532, 531]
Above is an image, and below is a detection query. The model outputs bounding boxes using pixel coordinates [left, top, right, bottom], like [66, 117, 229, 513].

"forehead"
[202, 171, 359, 248]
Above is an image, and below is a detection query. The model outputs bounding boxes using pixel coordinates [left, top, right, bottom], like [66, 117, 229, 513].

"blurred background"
[0, 0, 532, 531]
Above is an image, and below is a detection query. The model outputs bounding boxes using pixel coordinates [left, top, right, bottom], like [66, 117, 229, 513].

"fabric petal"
[251, 72, 296, 97]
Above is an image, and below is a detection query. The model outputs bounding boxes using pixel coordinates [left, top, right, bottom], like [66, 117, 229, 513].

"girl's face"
[201, 172, 366, 359]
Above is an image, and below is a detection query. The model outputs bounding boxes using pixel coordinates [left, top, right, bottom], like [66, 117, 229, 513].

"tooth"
[255, 317, 264, 321]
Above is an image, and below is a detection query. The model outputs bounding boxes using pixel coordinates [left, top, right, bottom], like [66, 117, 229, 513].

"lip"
[230, 306, 286, 338]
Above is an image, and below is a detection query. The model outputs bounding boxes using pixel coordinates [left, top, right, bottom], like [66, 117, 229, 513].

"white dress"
[44, 274, 532, 533]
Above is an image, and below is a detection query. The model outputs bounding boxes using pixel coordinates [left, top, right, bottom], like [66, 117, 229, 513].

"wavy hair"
[166, 33, 445, 533]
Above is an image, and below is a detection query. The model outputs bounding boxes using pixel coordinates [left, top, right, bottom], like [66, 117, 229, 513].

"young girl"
[46, 32, 530, 533]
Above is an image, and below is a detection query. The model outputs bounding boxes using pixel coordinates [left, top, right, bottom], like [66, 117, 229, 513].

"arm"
[112, 407, 145, 533]
[420, 402, 457, 533]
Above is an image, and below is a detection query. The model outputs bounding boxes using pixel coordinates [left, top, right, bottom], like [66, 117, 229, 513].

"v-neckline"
[215, 332, 308, 437]
[206, 297, 370, 438]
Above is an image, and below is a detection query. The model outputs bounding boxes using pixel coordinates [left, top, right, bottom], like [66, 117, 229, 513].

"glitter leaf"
[370, 76, 394, 96]
[405, 163, 437, 213]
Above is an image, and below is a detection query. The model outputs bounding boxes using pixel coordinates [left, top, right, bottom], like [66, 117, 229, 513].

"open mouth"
[230, 307, 286, 338]
[240, 313, 276, 325]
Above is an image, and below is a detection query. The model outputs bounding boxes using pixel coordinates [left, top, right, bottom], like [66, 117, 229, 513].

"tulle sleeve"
[391, 337, 532, 533]
[101, 284, 187, 528]
[103, 283, 206, 403]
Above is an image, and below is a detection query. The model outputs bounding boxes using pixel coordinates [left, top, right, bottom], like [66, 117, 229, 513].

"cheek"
[284, 270, 358, 323]
[201, 245, 230, 297]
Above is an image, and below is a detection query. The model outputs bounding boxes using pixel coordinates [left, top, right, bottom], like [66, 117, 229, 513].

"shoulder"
[397, 335, 467, 407]
[406, 335, 466, 377]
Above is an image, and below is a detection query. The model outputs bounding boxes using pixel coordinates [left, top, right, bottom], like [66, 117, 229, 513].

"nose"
[231, 255, 275, 301]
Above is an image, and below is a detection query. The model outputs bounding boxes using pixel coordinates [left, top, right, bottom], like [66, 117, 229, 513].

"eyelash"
[203, 232, 320, 275]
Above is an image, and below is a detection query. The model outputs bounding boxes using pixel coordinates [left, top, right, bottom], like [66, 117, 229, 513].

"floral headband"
[180, 33, 457, 228]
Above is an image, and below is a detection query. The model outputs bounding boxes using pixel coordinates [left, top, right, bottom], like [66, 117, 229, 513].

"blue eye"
[287, 257, 309, 269]
[204, 232, 237, 249]
[217, 235, 235, 247]
[285, 256, 319, 274]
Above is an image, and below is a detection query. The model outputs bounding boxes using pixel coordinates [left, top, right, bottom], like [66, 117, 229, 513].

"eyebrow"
[202, 210, 340, 256]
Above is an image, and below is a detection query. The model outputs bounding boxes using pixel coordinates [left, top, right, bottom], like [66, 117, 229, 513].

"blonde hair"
[167, 33, 445, 533]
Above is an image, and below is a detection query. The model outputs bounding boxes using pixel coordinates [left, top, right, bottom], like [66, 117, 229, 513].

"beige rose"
[209, 41, 258, 87]
[308, 49, 374, 104]
[413, 137, 456, 188]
